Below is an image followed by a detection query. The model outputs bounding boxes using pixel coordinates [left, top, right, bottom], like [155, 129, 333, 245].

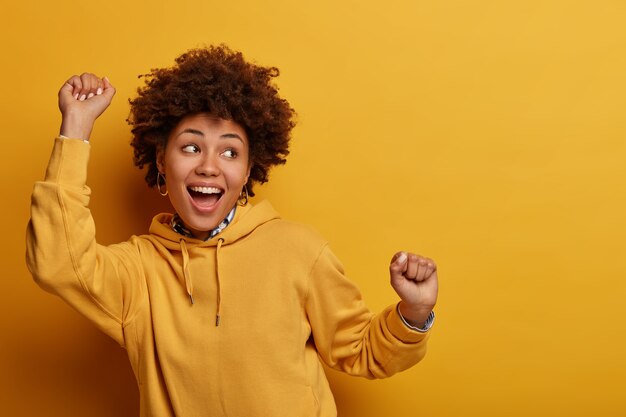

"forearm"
[60, 111, 96, 141]
[26, 138, 96, 292]
[398, 300, 434, 329]
[25, 138, 135, 345]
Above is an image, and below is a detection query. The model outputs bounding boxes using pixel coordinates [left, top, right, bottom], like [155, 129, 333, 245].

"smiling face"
[157, 113, 251, 240]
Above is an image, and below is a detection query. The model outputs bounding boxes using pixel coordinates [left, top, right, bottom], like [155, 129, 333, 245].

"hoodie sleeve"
[305, 243, 430, 379]
[25, 138, 145, 347]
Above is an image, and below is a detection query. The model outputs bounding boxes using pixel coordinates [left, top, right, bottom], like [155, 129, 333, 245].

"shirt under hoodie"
[26, 138, 431, 417]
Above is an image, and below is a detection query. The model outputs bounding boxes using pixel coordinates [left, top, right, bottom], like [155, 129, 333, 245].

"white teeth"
[189, 186, 222, 194]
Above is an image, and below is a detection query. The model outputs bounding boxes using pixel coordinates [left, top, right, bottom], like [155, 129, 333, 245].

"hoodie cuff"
[396, 303, 435, 333]
[59, 134, 90, 143]
[44, 137, 91, 187]
[385, 303, 433, 343]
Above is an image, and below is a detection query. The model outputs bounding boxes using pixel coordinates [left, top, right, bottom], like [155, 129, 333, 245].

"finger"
[78, 73, 91, 100]
[424, 259, 437, 279]
[405, 254, 419, 279]
[101, 76, 116, 99]
[63, 75, 82, 100]
[95, 77, 104, 96]
[59, 80, 76, 99]
[389, 251, 408, 281]
[415, 258, 429, 282]
[84, 73, 100, 99]
[78, 73, 98, 101]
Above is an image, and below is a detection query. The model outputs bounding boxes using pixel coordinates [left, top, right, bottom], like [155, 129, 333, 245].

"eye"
[182, 144, 199, 153]
[222, 148, 238, 158]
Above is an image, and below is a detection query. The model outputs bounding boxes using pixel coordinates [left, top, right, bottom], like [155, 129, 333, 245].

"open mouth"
[187, 186, 223, 207]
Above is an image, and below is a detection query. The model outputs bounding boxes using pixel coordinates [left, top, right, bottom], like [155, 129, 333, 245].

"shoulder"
[265, 218, 324, 240]
[241, 200, 328, 249]
[251, 219, 328, 257]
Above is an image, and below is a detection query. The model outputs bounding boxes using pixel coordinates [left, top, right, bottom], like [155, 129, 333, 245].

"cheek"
[235, 164, 251, 186]
[224, 157, 251, 185]
[165, 157, 191, 182]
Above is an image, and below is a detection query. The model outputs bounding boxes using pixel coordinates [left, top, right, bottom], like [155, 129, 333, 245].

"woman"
[26, 45, 438, 417]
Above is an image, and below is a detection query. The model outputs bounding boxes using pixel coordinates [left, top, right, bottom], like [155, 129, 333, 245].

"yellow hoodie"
[26, 138, 431, 417]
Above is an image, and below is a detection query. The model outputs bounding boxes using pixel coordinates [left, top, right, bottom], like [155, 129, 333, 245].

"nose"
[195, 152, 220, 177]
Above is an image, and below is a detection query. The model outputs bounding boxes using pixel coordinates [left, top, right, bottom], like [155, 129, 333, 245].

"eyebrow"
[220, 133, 244, 142]
[177, 128, 204, 137]
[176, 129, 245, 143]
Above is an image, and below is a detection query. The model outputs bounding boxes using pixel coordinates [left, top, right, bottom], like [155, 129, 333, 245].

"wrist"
[60, 113, 94, 141]
[398, 301, 434, 328]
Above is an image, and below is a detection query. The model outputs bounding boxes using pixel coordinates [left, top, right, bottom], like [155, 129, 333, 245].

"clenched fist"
[389, 252, 438, 328]
[58, 73, 115, 141]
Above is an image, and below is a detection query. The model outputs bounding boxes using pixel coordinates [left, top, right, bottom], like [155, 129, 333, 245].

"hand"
[58, 73, 116, 140]
[389, 252, 438, 328]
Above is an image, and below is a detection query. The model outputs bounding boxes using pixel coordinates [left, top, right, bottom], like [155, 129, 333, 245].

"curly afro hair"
[128, 45, 296, 196]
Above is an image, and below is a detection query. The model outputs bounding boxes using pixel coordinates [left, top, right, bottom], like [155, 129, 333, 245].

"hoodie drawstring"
[178, 237, 224, 327]
[179, 239, 194, 305]
[215, 238, 224, 326]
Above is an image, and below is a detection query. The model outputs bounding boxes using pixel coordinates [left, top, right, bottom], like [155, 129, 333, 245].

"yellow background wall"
[2, 0, 625, 416]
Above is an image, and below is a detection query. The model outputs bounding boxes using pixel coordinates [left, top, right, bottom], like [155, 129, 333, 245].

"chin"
[188, 218, 222, 234]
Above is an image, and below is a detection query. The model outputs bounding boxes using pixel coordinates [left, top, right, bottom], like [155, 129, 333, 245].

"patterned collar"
[170, 206, 237, 241]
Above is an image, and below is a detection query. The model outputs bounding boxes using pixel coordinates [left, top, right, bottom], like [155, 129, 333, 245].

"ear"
[156, 146, 165, 173]
[245, 161, 253, 184]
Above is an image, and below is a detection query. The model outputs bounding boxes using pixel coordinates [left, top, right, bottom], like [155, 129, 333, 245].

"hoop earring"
[157, 172, 168, 196]
[238, 185, 249, 206]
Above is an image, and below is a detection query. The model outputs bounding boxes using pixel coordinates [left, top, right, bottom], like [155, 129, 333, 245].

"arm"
[25, 75, 144, 346]
[305, 245, 438, 379]
[390, 251, 438, 329]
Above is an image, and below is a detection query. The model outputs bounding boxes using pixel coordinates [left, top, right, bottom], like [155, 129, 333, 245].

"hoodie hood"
[143, 200, 280, 325]
[147, 200, 280, 249]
